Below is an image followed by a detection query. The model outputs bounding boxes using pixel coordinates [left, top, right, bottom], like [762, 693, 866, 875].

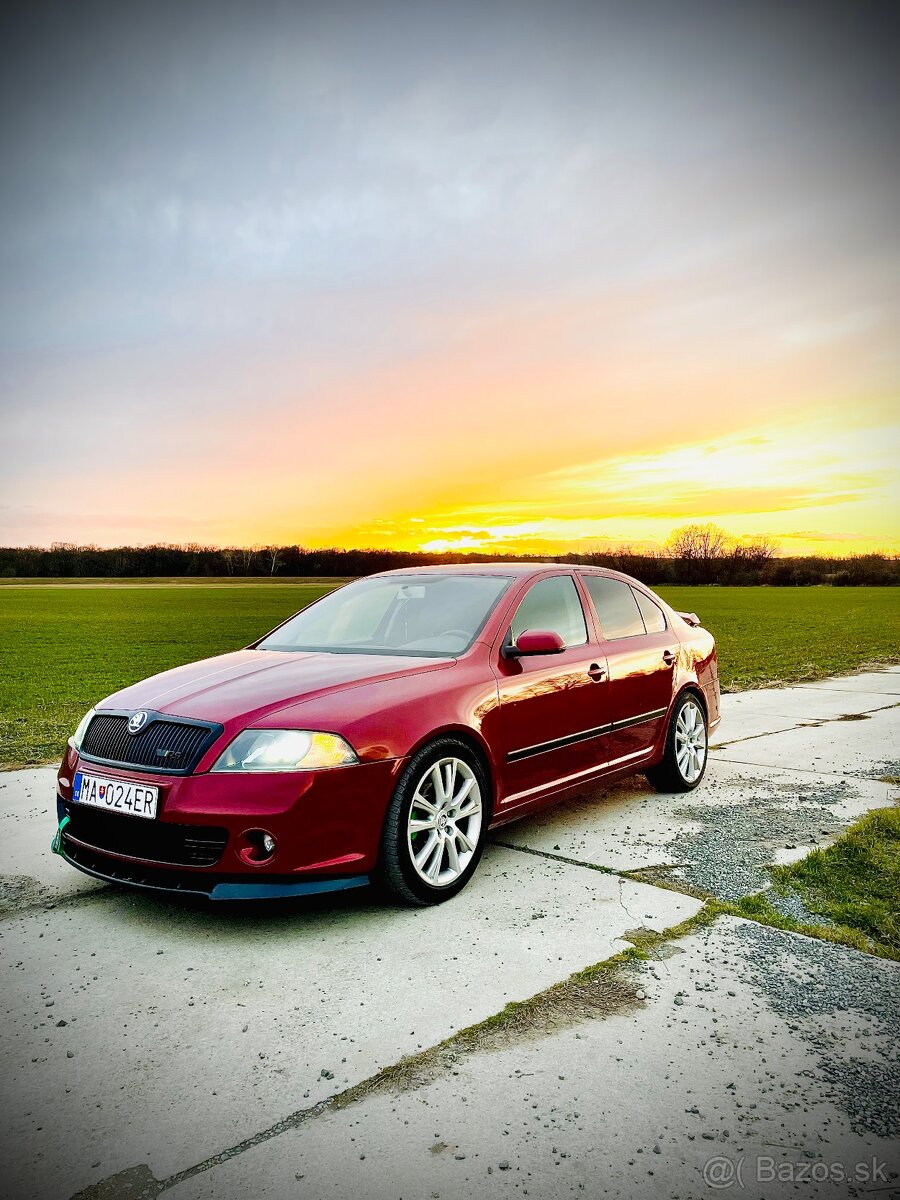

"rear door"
[580, 575, 678, 768]
[493, 574, 610, 807]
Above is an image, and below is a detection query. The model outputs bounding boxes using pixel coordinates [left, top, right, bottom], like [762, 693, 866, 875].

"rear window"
[583, 576, 645, 640]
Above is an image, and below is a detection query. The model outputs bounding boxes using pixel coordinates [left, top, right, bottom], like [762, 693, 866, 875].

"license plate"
[72, 772, 159, 820]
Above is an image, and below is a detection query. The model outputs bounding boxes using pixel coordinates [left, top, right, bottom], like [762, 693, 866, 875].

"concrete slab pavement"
[165, 917, 900, 1200]
[0, 845, 700, 1200]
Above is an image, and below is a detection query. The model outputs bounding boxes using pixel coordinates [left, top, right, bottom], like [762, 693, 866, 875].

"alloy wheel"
[407, 756, 483, 887]
[675, 699, 707, 784]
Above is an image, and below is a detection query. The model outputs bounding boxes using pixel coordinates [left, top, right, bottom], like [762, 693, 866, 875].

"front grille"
[63, 802, 227, 867]
[81, 712, 220, 774]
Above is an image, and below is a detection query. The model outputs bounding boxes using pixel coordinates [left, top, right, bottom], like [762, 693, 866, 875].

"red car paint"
[56, 565, 719, 899]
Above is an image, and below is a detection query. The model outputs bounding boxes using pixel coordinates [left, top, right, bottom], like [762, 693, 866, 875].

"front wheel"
[646, 692, 708, 793]
[376, 738, 491, 906]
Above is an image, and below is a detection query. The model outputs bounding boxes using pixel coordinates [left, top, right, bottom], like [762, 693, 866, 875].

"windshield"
[256, 573, 513, 656]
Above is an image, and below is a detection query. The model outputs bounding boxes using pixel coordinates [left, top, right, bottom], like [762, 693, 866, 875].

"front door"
[494, 574, 610, 807]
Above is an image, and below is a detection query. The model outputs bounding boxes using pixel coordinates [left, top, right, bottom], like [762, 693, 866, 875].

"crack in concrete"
[710, 756, 879, 778]
[794, 684, 900, 696]
[491, 839, 681, 970]
[710, 700, 899, 750]
[72, 1096, 335, 1200]
[711, 723, 811, 750]
[614, 873, 640, 927]
[615, 874, 672, 974]
[489, 838, 620, 875]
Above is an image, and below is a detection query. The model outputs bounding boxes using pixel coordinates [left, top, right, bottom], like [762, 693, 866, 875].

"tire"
[376, 737, 491, 906]
[645, 691, 708, 793]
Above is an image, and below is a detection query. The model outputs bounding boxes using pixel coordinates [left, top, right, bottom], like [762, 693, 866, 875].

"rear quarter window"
[633, 588, 667, 634]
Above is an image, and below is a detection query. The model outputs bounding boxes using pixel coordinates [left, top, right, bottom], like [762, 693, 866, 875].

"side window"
[633, 588, 667, 634]
[509, 576, 588, 648]
[584, 576, 645, 640]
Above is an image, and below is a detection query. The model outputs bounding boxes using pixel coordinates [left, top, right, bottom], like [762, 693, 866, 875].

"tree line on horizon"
[1, 524, 897, 586]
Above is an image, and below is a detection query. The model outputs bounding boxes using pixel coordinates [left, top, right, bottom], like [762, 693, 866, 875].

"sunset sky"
[1, 1, 897, 556]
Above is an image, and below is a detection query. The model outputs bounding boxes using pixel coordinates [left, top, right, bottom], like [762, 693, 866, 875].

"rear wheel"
[646, 692, 708, 793]
[377, 738, 490, 906]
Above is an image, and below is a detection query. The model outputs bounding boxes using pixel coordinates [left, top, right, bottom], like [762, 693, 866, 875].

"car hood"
[100, 649, 455, 726]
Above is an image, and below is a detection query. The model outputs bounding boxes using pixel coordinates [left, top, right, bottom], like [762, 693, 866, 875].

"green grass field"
[731, 807, 900, 960]
[0, 583, 897, 765]
[659, 586, 899, 690]
[772, 806, 900, 956]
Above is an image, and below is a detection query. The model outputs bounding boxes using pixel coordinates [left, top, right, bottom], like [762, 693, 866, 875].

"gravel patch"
[864, 758, 900, 782]
[765, 888, 836, 927]
[723, 920, 900, 1139]
[660, 777, 854, 900]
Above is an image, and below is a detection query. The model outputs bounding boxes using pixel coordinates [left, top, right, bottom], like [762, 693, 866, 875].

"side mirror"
[504, 629, 566, 658]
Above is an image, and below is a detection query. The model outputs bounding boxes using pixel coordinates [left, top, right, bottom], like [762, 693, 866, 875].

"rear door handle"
[662, 649, 677, 666]
[588, 663, 606, 682]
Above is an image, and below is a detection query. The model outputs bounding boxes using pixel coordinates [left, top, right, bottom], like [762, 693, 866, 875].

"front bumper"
[55, 744, 402, 897]
[58, 836, 370, 900]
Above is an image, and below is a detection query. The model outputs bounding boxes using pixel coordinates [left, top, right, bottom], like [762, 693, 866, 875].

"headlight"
[210, 729, 358, 773]
[69, 707, 96, 751]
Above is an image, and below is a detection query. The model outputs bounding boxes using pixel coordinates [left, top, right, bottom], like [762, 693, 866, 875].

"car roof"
[374, 562, 562, 577]
[371, 562, 638, 582]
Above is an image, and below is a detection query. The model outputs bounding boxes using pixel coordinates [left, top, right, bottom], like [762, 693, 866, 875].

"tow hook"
[51, 814, 71, 855]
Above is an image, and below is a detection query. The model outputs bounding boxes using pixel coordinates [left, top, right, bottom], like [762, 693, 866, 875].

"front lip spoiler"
[60, 843, 370, 901]
[208, 877, 369, 901]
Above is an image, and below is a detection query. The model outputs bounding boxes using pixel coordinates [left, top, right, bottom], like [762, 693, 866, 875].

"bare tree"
[240, 545, 259, 574]
[266, 545, 283, 576]
[732, 536, 780, 563]
[664, 523, 730, 561]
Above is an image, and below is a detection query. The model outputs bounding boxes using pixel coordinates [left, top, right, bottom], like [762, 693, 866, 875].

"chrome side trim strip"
[507, 707, 668, 763]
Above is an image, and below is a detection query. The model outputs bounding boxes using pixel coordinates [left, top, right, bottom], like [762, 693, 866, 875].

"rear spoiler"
[677, 610, 701, 628]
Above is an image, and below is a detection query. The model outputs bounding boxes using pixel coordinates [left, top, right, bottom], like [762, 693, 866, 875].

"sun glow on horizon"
[321, 409, 900, 558]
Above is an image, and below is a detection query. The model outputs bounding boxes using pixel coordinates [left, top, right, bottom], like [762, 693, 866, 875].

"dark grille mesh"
[64, 803, 227, 867]
[82, 714, 215, 772]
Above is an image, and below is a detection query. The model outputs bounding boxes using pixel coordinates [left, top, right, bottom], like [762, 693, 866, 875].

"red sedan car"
[55, 565, 719, 905]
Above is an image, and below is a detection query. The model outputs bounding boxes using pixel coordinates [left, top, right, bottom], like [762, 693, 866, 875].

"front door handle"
[662, 649, 677, 667]
[588, 662, 606, 682]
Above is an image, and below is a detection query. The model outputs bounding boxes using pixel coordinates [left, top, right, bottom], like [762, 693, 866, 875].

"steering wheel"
[440, 630, 470, 641]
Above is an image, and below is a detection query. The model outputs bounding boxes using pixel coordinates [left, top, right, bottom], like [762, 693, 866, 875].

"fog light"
[238, 829, 278, 865]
